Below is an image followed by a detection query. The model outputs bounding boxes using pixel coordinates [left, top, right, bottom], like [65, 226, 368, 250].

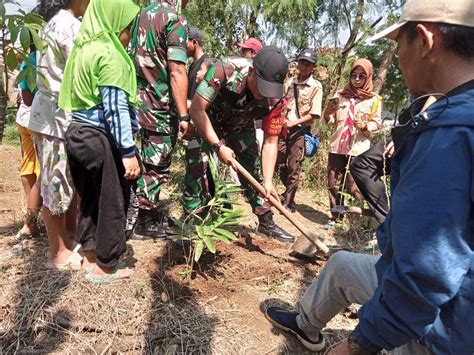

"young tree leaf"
[213, 228, 237, 241]
[194, 240, 204, 262]
[26, 67, 36, 92]
[19, 27, 31, 51]
[202, 234, 216, 253]
[5, 50, 18, 71]
[210, 231, 230, 243]
[10, 25, 20, 44]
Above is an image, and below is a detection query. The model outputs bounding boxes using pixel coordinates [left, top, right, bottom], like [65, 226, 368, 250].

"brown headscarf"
[340, 58, 375, 100]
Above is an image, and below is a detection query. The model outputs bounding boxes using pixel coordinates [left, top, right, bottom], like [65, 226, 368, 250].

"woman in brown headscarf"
[321, 58, 383, 229]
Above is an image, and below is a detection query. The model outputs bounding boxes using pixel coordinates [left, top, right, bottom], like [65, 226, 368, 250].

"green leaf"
[0, 3, 5, 18]
[219, 220, 239, 226]
[24, 12, 44, 25]
[202, 234, 216, 253]
[10, 25, 20, 44]
[195, 225, 205, 239]
[171, 217, 184, 229]
[16, 68, 27, 85]
[214, 208, 245, 227]
[216, 198, 237, 206]
[19, 27, 31, 51]
[210, 231, 230, 243]
[213, 228, 237, 241]
[5, 50, 18, 71]
[194, 240, 204, 262]
[26, 67, 36, 92]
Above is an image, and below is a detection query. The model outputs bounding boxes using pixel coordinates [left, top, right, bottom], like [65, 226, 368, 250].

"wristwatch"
[347, 331, 378, 355]
[179, 114, 191, 122]
[211, 140, 224, 153]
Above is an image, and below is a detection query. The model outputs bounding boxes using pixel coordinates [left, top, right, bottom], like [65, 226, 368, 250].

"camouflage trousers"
[137, 129, 177, 209]
[182, 128, 271, 216]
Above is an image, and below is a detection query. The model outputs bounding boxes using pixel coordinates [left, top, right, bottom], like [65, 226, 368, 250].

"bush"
[3, 123, 20, 146]
[301, 122, 332, 192]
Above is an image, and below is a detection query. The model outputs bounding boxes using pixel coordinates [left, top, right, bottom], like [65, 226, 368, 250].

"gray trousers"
[296, 251, 431, 355]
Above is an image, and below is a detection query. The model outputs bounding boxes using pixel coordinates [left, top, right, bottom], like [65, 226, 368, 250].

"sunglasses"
[350, 72, 367, 80]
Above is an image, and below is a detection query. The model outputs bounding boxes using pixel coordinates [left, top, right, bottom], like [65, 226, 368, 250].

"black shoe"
[283, 204, 296, 213]
[265, 306, 326, 352]
[257, 213, 295, 243]
[279, 193, 285, 204]
[133, 209, 167, 240]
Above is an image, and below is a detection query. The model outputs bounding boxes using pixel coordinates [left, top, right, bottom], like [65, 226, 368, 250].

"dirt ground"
[0, 144, 377, 354]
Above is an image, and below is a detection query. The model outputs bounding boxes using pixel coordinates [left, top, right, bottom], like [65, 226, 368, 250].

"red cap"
[238, 38, 263, 53]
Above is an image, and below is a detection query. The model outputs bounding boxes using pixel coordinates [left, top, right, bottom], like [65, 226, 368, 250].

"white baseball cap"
[371, 0, 474, 41]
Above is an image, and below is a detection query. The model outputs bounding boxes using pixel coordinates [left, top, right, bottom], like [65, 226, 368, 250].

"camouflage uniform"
[183, 57, 272, 216]
[183, 135, 213, 215]
[130, 1, 188, 209]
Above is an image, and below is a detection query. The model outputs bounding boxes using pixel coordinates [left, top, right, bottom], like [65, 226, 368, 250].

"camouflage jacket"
[196, 57, 270, 135]
[130, 1, 188, 133]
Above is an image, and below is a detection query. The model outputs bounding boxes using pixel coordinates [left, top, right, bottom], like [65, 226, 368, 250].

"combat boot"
[133, 208, 167, 240]
[257, 212, 295, 243]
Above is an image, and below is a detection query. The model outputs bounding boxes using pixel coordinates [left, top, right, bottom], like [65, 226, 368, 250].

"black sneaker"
[265, 306, 326, 352]
[257, 212, 295, 243]
[283, 204, 296, 213]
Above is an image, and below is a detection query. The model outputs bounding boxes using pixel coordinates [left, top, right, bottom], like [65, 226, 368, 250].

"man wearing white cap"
[264, 0, 474, 353]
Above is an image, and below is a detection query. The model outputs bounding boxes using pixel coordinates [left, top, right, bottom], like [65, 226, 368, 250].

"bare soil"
[0, 144, 376, 354]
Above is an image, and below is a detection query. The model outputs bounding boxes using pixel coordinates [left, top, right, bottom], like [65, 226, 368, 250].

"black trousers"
[65, 123, 131, 268]
[350, 139, 391, 224]
[327, 153, 362, 220]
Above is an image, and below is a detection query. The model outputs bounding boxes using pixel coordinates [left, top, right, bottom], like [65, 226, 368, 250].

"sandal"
[45, 251, 83, 271]
[15, 230, 37, 240]
[85, 265, 133, 285]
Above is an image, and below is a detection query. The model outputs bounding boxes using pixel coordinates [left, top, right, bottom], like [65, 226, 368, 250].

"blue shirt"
[18, 52, 37, 93]
[355, 81, 474, 355]
[73, 86, 139, 157]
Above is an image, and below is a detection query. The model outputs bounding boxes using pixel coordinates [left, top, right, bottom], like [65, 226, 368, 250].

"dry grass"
[0, 144, 376, 354]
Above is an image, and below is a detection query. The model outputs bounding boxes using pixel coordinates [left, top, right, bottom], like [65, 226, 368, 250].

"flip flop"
[15, 231, 36, 240]
[45, 251, 83, 271]
[82, 260, 127, 275]
[85, 265, 133, 285]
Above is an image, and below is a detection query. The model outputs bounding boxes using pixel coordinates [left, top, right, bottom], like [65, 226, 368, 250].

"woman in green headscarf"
[59, 0, 140, 284]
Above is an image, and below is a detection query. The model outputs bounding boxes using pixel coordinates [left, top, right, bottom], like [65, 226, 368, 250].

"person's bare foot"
[46, 249, 82, 270]
[82, 250, 96, 271]
[49, 249, 75, 264]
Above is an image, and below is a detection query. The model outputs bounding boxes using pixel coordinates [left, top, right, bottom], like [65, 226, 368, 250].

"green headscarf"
[59, 0, 140, 111]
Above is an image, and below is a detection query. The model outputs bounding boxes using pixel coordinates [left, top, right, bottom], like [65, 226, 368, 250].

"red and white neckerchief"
[338, 98, 359, 156]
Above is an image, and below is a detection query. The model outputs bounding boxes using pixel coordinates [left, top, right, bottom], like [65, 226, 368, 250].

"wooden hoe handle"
[231, 159, 330, 254]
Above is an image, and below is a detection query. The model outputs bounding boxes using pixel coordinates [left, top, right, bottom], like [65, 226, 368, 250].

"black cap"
[297, 48, 317, 64]
[253, 46, 288, 98]
[188, 27, 204, 44]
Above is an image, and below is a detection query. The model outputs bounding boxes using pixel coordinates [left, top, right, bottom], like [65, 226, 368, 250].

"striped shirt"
[73, 86, 139, 157]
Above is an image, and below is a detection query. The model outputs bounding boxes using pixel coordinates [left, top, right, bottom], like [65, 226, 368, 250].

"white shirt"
[16, 103, 31, 128]
[28, 10, 81, 138]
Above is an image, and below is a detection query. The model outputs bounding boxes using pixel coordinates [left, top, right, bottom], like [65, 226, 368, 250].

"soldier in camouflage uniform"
[183, 56, 219, 216]
[189, 47, 295, 243]
[130, 0, 190, 238]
